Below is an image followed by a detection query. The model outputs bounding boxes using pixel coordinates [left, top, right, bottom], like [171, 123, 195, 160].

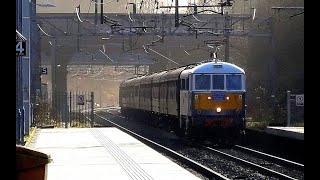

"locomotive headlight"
[216, 107, 222, 113]
[226, 96, 229, 100]
[208, 96, 211, 100]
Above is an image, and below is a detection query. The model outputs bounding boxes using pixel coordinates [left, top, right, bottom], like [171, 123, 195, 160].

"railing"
[33, 91, 94, 128]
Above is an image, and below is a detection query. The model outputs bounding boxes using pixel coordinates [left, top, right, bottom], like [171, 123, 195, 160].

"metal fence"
[33, 91, 94, 128]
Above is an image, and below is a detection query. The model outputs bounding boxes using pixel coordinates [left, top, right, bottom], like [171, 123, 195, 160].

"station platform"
[265, 126, 304, 140]
[31, 127, 201, 180]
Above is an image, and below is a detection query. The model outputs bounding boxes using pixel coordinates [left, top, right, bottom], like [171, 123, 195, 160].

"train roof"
[120, 60, 245, 87]
[131, 76, 146, 86]
[152, 71, 167, 83]
[180, 61, 245, 78]
[161, 67, 187, 82]
[120, 75, 143, 87]
[119, 79, 131, 87]
[139, 73, 158, 84]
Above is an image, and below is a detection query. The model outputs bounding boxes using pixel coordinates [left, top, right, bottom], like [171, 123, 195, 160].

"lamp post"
[100, 82, 102, 108]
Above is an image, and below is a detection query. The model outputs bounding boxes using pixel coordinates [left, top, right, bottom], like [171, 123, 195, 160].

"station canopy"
[16, 30, 27, 41]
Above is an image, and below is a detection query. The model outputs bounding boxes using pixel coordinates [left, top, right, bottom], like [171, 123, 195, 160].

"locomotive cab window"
[212, 75, 224, 90]
[195, 75, 210, 90]
[226, 74, 242, 90]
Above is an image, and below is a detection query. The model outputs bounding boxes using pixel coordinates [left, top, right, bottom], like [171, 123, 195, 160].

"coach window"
[153, 84, 159, 98]
[181, 79, 186, 90]
[212, 75, 224, 90]
[172, 82, 176, 99]
[147, 85, 151, 99]
[226, 74, 242, 90]
[141, 86, 144, 98]
[195, 75, 210, 90]
[159, 85, 163, 99]
[133, 86, 136, 96]
[162, 85, 166, 99]
[135, 86, 139, 96]
[186, 78, 189, 91]
[155, 87, 158, 98]
[152, 88, 156, 98]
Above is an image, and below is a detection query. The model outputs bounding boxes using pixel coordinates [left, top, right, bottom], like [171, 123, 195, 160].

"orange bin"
[16, 145, 51, 180]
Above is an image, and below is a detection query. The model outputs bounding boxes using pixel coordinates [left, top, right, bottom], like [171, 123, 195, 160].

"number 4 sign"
[16, 41, 26, 56]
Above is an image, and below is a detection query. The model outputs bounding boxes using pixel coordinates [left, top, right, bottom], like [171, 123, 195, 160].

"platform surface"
[32, 127, 201, 180]
[265, 126, 304, 140]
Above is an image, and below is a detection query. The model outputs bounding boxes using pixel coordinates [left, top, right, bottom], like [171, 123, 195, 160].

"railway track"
[94, 108, 304, 180]
[95, 113, 229, 180]
[198, 144, 303, 180]
[234, 145, 304, 171]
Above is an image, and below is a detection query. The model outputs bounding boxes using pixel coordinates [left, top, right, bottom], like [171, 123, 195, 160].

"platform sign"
[77, 95, 85, 105]
[296, 94, 304, 106]
[41, 67, 48, 75]
[16, 41, 26, 56]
